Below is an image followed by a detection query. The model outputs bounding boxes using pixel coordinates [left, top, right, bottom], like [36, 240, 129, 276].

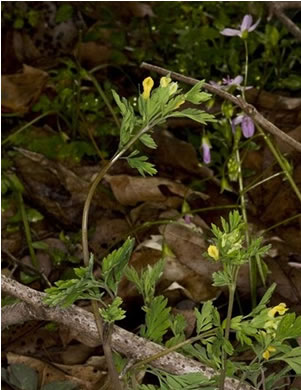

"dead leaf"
[75, 42, 111, 69]
[106, 174, 207, 207]
[2, 65, 48, 113]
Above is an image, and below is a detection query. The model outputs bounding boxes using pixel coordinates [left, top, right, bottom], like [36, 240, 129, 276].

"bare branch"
[1, 275, 255, 390]
[140, 62, 301, 153]
[268, 2, 301, 42]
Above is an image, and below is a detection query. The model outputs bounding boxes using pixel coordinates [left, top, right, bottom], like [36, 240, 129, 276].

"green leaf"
[195, 301, 213, 334]
[2, 364, 38, 390]
[112, 90, 127, 116]
[119, 106, 136, 148]
[185, 81, 212, 104]
[44, 254, 104, 307]
[140, 295, 171, 343]
[251, 283, 276, 315]
[276, 314, 301, 341]
[277, 347, 301, 374]
[139, 133, 157, 149]
[168, 108, 216, 124]
[127, 153, 157, 176]
[102, 237, 135, 295]
[125, 259, 165, 306]
[99, 296, 126, 324]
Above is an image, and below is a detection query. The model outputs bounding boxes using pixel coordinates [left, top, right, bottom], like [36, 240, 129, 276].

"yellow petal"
[160, 76, 171, 88]
[208, 245, 219, 261]
[262, 349, 270, 360]
[268, 303, 288, 318]
[268, 346, 276, 353]
[142, 77, 154, 100]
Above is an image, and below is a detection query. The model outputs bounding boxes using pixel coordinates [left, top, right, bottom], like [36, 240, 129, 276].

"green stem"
[262, 213, 301, 234]
[235, 149, 258, 306]
[219, 282, 236, 390]
[82, 123, 152, 265]
[129, 329, 217, 373]
[257, 126, 301, 204]
[242, 172, 283, 195]
[88, 73, 121, 129]
[2, 111, 71, 146]
[17, 191, 39, 269]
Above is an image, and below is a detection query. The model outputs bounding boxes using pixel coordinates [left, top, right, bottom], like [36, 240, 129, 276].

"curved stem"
[82, 123, 151, 266]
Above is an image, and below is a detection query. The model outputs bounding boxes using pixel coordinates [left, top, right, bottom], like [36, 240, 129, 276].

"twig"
[140, 62, 301, 153]
[1, 275, 255, 390]
[268, 2, 301, 42]
[2, 248, 51, 287]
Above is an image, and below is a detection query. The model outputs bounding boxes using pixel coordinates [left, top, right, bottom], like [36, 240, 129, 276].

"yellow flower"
[262, 346, 276, 360]
[268, 303, 288, 318]
[208, 245, 219, 261]
[160, 76, 171, 88]
[142, 77, 154, 100]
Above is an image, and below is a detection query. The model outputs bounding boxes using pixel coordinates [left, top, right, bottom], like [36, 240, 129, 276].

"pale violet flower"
[221, 14, 260, 38]
[232, 115, 255, 138]
[210, 75, 244, 90]
[222, 75, 243, 86]
[202, 136, 212, 164]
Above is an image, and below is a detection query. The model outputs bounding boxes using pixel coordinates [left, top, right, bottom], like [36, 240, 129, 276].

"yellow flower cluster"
[208, 245, 219, 261]
[262, 346, 276, 360]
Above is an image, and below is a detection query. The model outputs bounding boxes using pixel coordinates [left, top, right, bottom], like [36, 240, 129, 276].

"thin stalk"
[262, 213, 301, 234]
[17, 191, 39, 269]
[129, 329, 217, 373]
[2, 111, 55, 146]
[2, 111, 71, 146]
[242, 172, 283, 195]
[235, 149, 258, 306]
[82, 123, 151, 265]
[219, 282, 236, 390]
[257, 126, 301, 204]
[88, 73, 121, 129]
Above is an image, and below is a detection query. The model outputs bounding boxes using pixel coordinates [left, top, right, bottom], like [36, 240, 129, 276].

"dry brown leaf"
[75, 42, 111, 69]
[7, 352, 104, 390]
[106, 174, 207, 207]
[1, 65, 48, 113]
[153, 130, 215, 180]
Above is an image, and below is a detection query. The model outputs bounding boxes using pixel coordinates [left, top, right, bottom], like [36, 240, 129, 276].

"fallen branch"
[140, 62, 301, 153]
[268, 2, 301, 42]
[1, 275, 255, 390]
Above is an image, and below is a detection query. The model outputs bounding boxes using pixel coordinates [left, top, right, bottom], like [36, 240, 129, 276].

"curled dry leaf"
[1, 65, 48, 113]
[106, 174, 208, 207]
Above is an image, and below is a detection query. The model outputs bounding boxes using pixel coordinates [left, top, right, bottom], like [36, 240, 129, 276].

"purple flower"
[202, 136, 211, 164]
[232, 115, 255, 138]
[210, 75, 250, 91]
[222, 75, 243, 86]
[221, 14, 260, 38]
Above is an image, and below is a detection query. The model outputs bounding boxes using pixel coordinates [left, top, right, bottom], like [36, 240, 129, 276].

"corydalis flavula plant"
[112, 75, 216, 176]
